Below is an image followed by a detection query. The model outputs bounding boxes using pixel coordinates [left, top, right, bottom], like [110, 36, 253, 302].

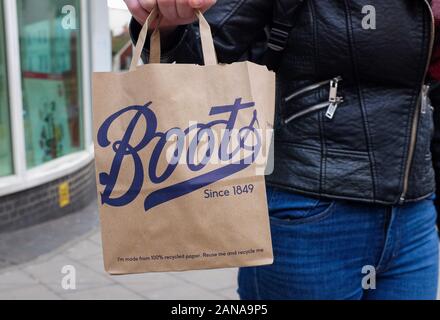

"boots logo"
[96, 98, 263, 211]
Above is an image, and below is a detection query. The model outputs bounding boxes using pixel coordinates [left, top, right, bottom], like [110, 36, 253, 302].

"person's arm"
[127, 0, 273, 65]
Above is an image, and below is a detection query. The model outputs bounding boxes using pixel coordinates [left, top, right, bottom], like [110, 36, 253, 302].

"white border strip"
[4, 0, 26, 179]
[81, 0, 93, 147]
[0, 151, 94, 197]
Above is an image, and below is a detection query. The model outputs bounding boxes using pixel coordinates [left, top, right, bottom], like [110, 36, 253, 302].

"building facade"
[0, 0, 111, 232]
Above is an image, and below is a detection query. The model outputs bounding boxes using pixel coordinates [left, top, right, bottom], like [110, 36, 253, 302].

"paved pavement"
[0, 201, 238, 300]
[0, 199, 439, 300]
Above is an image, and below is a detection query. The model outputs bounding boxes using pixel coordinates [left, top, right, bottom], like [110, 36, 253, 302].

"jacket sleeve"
[129, 0, 273, 65]
[430, 83, 440, 228]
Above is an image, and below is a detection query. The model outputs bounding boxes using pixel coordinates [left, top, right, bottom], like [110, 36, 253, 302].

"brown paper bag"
[92, 8, 275, 274]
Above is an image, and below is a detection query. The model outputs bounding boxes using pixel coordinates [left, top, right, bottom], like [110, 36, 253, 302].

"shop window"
[0, 2, 14, 177]
[17, 0, 83, 168]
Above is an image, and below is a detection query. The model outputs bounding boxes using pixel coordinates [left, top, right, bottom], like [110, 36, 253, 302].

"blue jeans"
[238, 187, 439, 300]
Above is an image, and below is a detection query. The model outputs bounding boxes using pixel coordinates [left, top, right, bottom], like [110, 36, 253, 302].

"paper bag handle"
[130, 8, 218, 71]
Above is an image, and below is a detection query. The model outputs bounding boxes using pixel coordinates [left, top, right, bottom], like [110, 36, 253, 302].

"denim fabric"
[238, 187, 440, 300]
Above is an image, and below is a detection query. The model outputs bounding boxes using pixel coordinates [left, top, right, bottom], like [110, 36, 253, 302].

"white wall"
[109, 7, 131, 36]
[89, 0, 112, 72]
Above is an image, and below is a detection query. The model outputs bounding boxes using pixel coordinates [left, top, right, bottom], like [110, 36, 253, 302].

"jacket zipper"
[285, 76, 342, 102]
[399, 0, 435, 204]
[326, 78, 343, 119]
[421, 84, 430, 114]
[284, 76, 343, 124]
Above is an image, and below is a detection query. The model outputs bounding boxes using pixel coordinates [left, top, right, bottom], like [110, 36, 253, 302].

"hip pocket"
[267, 187, 335, 225]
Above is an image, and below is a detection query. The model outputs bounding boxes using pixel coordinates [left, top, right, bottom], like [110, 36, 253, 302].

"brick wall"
[0, 161, 97, 233]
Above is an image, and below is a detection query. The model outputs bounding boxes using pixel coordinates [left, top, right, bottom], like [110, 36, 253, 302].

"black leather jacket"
[130, 0, 440, 206]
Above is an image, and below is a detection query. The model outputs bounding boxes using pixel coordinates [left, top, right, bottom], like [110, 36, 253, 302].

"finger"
[188, 0, 216, 12]
[176, 0, 194, 20]
[158, 0, 179, 21]
[188, 0, 203, 8]
[125, 0, 149, 24]
[138, 0, 156, 12]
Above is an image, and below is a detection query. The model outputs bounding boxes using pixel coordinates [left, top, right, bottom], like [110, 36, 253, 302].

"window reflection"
[18, 0, 83, 168]
[0, 2, 13, 177]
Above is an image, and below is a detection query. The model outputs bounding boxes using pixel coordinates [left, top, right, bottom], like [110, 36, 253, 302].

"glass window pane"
[0, 2, 14, 177]
[17, 0, 83, 168]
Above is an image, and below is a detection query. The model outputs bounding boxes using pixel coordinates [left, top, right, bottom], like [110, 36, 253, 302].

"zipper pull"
[326, 97, 343, 119]
[326, 77, 343, 119]
[329, 78, 339, 103]
[421, 85, 430, 114]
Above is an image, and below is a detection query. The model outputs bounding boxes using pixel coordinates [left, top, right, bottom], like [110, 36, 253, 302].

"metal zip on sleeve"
[326, 78, 343, 119]
[284, 76, 343, 102]
[325, 97, 343, 119]
[284, 101, 330, 124]
[284, 76, 344, 124]
[399, 0, 435, 204]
